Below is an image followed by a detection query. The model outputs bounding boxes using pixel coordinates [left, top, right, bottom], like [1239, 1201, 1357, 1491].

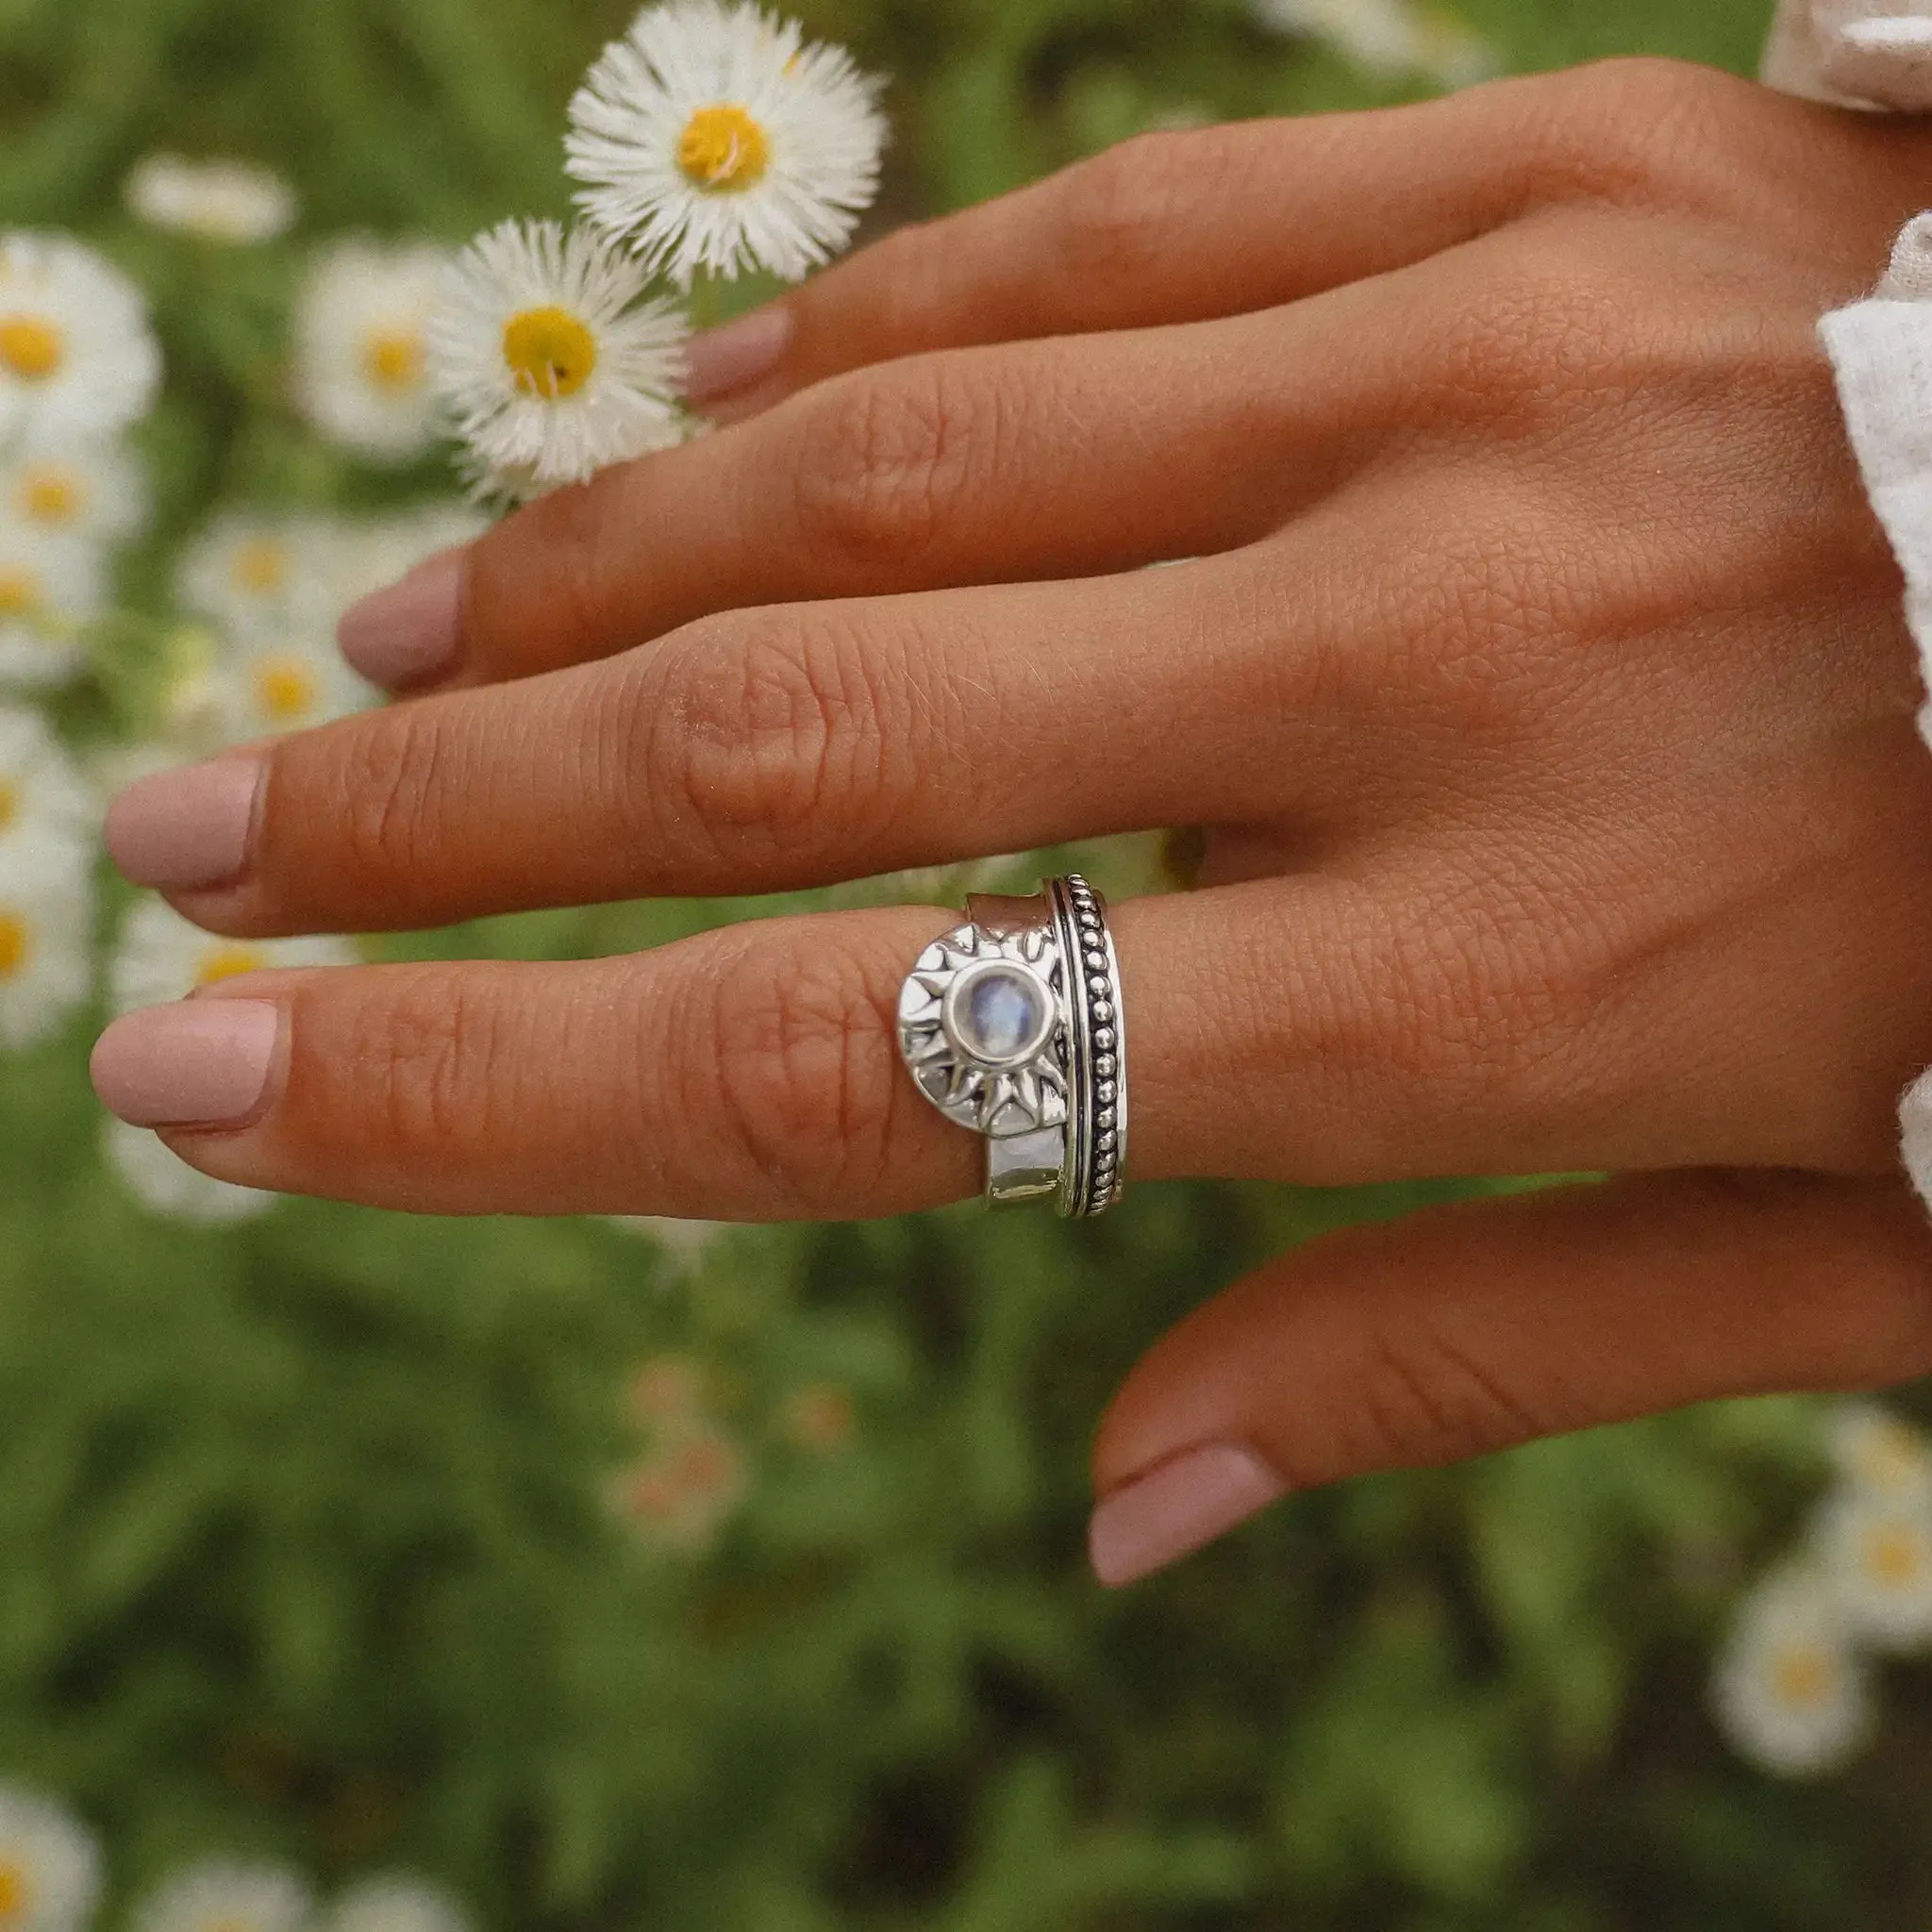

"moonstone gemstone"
[957, 967, 1045, 1062]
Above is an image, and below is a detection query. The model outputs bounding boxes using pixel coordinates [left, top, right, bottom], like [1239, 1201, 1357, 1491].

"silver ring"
[896, 874, 1127, 1217]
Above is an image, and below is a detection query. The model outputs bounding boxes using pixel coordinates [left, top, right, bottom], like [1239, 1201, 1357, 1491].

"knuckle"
[790, 362, 988, 569]
[653, 611, 905, 856]
[334, 971, 508, 1156]
[1419, 239, 1651, 416]
[326, 708, 453, 878]
[698, 933, 903, 1208]
[1052, 128, 1229, 284]
[1353, 1311, 1543, 1471]
[1524, 58, 1757, 207]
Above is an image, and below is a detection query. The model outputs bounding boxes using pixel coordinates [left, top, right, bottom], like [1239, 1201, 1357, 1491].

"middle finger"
[110, 551, 1344, 937]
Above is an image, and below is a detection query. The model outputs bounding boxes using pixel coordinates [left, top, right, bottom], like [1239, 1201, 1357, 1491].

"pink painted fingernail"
[91, 1001, 281, 1129]
[105, 756, 263, 893]
[1089, 1444, 1285, 1589]
[683, 306, 795, 404]
[338, 547, 466, 690]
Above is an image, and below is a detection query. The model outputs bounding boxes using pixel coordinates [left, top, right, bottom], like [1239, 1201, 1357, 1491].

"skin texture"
[93, 59, 1932, 1571]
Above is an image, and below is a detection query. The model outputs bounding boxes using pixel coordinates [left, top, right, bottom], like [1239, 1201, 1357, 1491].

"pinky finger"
[1089, 1172, 1932, 1587]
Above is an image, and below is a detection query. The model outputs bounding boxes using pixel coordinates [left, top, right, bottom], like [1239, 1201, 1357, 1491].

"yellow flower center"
[0, 910, 31, 981]
[0, 1856, 33, 1922]
[230, 540, 290, 598]
[0, 779, 17, 832]
[1772, 1645, 1836, 1710]
[677, 104, 771, 192]
[0, 567, 42, 618]
[0, 315, 64, 381]
[195, 943, 270, 988]
[1868, 1525, 1924, 1588]
[362, 327, 426, 393]
[502, 307, 599, 401]
[17, 463, 85, 525]
[251, 655, 319, 724]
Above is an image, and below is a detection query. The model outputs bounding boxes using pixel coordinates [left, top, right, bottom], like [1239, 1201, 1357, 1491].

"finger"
[120, 555, 1360, 936]
[1087, 1171, 1932, 1587]
[84, 865, 1825, 1227]
[87, 900, 1236, 1220]
[675, 64, 1680, 416]
[342, 281, 1407, 691]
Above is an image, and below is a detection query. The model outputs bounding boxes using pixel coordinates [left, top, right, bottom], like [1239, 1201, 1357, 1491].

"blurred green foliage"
[3, 0, 1925, 1927]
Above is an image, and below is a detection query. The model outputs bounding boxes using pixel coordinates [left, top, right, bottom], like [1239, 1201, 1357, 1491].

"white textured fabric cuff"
[1819, 218, 1932, 1201]
[1764, 0, 1932, 108]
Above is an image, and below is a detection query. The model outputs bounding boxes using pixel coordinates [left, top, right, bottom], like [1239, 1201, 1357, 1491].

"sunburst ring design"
[897, 922, 1070, 1140]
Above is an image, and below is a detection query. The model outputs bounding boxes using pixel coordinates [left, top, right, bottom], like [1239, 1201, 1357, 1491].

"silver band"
[1047, 875, 1128, 1218]
[896, 874, 1126, 1217]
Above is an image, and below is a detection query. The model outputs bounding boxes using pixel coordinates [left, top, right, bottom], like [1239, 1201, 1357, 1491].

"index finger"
[675, 61, 1757, 415]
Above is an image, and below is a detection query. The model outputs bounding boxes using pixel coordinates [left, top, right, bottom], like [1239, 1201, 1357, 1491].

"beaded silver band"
[1047, 875, 1128, 1218]
[896, 874, 1126, 1217]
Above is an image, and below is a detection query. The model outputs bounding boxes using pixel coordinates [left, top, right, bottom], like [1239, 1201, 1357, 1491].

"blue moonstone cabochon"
[956, 966, 1047, 1063]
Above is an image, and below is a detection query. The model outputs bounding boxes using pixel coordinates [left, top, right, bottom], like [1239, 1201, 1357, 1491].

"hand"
[93, 59, 1932, 1582]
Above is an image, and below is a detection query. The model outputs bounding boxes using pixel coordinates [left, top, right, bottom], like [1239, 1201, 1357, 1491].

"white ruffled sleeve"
[1763, 0, 1932, 108]
[1816, 224, 1932, 1198]
[1763, 7, 1932, 1196]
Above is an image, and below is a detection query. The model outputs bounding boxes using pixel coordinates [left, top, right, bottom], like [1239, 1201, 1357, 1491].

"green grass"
[8, 2, 1929, 1927]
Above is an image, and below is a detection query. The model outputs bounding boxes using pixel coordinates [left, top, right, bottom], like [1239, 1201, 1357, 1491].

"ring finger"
[81, 883, 1593, 1222]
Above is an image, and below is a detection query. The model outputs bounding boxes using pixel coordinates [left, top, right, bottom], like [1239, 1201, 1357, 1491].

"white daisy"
[105, 1116, 276, 1225]
[222, 628, 374, 739]
[133, 1862, 312, 1932]
[1711, 1565, 1874, 1777]
[0, 1783, 101, 1932]
[327, 1875, 474, 1932]
[429, 220, 688, 495]
[110, 895, 354, 1016]
[1814, 1486, 1932, 1651]
[92, 650, 256, 783]
[125, 155, 297, 246]
[0, 707, 94, 865]
[0, 232, 162, 449]
[1826, 1399, 1932, 1505]
[0, 441, 146, 554]
[0, 846, 92, 1051]
[157, 663, 251, 761]
[294, 241, 450, 464]
[176, 512, 341, 640]
[566, 1, 887, 288]
[0, 532, 106, 690]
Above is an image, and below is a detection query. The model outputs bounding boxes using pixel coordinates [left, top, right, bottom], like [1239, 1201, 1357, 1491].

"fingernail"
[91, 1001, 281, 1129]
[338, 547, 466, 690]
[104, 756, 263, 893]
[1089, 1444, 1285, 1589]
[683, 306, 794, 404]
